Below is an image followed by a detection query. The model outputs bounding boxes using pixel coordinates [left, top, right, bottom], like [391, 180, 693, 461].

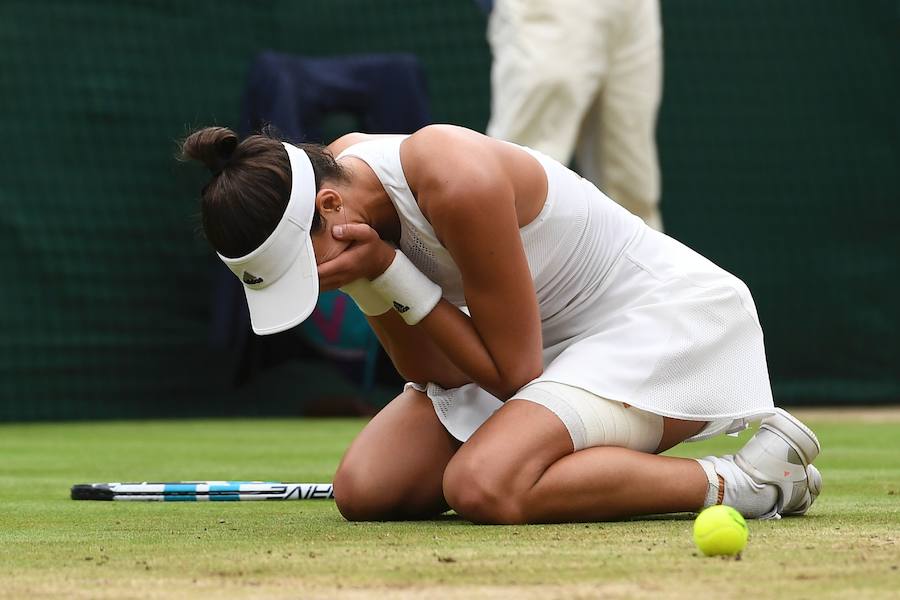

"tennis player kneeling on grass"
[182, 124, 822, 524]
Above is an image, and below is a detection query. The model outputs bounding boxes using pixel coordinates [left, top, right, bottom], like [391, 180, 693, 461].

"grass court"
[2, 409, 898, 599]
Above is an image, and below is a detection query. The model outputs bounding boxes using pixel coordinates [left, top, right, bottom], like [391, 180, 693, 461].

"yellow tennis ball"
[693, 505, 749, 556]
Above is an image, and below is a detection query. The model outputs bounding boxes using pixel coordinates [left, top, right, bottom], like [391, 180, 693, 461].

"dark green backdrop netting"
[0, 1, 897, 420]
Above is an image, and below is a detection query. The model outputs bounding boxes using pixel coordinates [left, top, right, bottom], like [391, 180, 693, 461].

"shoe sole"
[760, 408, 821, 467]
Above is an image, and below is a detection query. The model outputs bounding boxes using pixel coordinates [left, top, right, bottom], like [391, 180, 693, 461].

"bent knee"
[333, 462, 445, 522]
[442, 457, 526, 525]
[333, 464, 402, 521]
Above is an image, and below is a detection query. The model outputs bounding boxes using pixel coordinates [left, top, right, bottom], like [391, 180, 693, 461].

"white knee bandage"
[515, 382, 664, 452]
[371, 250, 442, 325]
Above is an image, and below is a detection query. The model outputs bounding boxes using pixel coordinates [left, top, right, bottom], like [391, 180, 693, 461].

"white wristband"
[371, 250, 442, 325]
[339, 279, 393, 316]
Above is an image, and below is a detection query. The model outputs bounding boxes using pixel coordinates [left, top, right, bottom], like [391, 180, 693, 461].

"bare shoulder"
[401, 125, 495, 178]
[327, 132, 375, 155]
[328, 132, 408, 156]
[401, 125, 512, 218]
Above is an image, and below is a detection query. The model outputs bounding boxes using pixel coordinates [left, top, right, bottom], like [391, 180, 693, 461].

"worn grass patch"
[1, 411, 898, 599]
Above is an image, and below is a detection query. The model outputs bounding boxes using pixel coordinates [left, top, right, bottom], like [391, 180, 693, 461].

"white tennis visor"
[217, 142, 319, 335]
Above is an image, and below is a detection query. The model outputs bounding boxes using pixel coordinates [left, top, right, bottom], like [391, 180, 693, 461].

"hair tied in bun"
[212, 133, 238, 174]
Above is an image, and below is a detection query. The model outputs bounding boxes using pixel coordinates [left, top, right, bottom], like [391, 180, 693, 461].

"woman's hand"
[317, 224, 397, 291]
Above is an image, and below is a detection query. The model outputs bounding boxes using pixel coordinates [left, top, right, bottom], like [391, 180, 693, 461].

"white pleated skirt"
[419, 227, 776, 444]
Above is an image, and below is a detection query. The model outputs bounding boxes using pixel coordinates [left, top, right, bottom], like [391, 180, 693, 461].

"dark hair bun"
[181, 126, 238, 174]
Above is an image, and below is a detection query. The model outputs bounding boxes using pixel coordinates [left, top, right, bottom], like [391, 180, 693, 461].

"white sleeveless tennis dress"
[338, 137, 775, 443]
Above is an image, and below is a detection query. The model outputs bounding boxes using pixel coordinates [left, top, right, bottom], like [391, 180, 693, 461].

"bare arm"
[320, 126, 544, 399]
[366, 309, 472, 389]
[318, 133, 467, 387]
[405, 128, 544, 400]
[317, 224, 471, 389]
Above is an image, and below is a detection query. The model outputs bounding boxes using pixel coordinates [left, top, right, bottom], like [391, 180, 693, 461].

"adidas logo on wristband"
[372, 250, 442, 325]
[242, 271, 264, 285]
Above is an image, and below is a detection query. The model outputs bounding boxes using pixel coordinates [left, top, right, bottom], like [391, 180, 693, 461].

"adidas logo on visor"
[242, 271, 264, 285]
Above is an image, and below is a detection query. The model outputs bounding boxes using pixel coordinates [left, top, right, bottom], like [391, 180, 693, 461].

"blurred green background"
[1, 1, 897, 420]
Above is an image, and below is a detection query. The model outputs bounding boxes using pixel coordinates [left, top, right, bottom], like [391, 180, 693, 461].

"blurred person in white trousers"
[487, 0, 664, 230]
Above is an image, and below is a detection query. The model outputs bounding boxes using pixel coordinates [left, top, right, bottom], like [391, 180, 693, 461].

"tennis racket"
[70, 481, 334, 501]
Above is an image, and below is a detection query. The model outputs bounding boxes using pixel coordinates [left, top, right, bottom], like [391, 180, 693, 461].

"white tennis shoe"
[734, 408, 822, 518]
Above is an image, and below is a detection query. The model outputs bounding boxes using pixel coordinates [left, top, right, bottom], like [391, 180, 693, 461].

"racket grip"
[71, 484, 114, 500]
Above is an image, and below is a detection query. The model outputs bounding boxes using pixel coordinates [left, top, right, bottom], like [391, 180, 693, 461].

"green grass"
[1, 410, 899, 599]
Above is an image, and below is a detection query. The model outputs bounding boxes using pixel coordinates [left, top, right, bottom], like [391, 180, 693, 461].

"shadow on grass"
[344, 511, 699, 526]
